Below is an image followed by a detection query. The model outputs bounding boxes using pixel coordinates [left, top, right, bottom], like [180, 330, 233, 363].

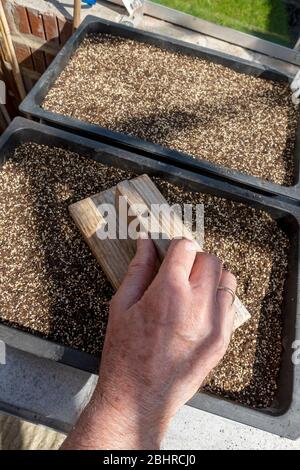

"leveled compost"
[42, 33, 299, 186]
[0, 143, 289, 408]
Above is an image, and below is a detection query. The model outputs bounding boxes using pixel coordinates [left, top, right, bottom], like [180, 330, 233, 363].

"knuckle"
[167, 261, 184, 276]
[200, 252, 222, 267]
[164, 276, 187, 298]
[129, 257, 153, 275]
[196, 253, 223, 279]
[169, 238, 184, 249]
[129, 259, 144, 272]
[142, 290, 155, 308]
[140, 291, 160, 316]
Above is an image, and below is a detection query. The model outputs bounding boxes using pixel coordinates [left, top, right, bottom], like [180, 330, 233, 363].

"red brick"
[14, 43, 34, 70]
[1, 0, 16, 33]
[13, 6, 33, 70]
[45, 54, 54, 67]
[57, 18, 73, 45]
[14, 5, 31, 34]
[43, 14, 59, 47]
[31, 49, 47, 74]
[27, 8, 45, 39]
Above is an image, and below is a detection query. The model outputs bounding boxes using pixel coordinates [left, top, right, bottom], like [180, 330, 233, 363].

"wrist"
[92, 396, 161, 449]
[62, 389, 163, 450]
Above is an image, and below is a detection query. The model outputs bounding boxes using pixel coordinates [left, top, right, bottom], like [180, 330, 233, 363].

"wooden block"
[115, 177, 202, 261]
[69, 187, 135, 290]
[69, 175, 251, 330]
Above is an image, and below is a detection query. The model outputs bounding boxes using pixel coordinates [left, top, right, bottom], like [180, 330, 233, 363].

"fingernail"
[185, 239, 201, 252]
[138, 231, 148, 240]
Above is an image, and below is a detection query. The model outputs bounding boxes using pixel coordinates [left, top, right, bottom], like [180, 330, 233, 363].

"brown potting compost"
[0, 143, 289, 408]
[42, 33, 298, 186]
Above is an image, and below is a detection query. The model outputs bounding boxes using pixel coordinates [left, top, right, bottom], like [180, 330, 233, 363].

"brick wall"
[0, 0, 72, 127]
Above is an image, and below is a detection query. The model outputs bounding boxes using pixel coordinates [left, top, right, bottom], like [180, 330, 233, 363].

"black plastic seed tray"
[20, 15, 300, 202]
[1, 117, 300, 439]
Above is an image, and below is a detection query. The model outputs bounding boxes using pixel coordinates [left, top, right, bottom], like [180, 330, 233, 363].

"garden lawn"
[153, 0, 291, 46]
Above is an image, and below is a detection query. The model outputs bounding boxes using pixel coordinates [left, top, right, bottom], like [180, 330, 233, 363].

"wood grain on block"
[69, 187, 135, 290]
[232, 297, 251, 330]
[115, 176, 202, 261]
[131, 175, 204, 244]
[69, 175, 250, 330]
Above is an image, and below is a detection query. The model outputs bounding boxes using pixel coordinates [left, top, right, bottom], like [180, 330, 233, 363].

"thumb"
[112, 236, 159, 311]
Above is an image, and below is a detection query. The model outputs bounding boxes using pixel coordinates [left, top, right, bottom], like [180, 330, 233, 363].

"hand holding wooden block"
[69, 174, 251, 330]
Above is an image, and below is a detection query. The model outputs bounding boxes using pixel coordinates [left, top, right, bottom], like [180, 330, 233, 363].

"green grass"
[153, 0, 291, 46]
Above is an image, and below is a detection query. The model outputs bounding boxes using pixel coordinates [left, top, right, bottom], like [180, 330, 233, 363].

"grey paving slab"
[0, 345, 300, 449]
[0, 346, 97, 432]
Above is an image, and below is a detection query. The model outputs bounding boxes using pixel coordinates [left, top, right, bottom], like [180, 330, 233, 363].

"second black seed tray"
[20, 16, 300, 202]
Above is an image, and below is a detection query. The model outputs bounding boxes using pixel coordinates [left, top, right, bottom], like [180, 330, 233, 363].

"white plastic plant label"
[291, 69, 300, 106]
[122, 0, 144, 17]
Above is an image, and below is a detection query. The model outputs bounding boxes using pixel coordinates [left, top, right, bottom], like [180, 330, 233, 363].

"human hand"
[62, 238, 236, 450]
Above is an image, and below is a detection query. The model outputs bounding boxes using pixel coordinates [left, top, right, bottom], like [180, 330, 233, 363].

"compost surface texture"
[0, 143, 289, 408]
[42, 33, 298, 186]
